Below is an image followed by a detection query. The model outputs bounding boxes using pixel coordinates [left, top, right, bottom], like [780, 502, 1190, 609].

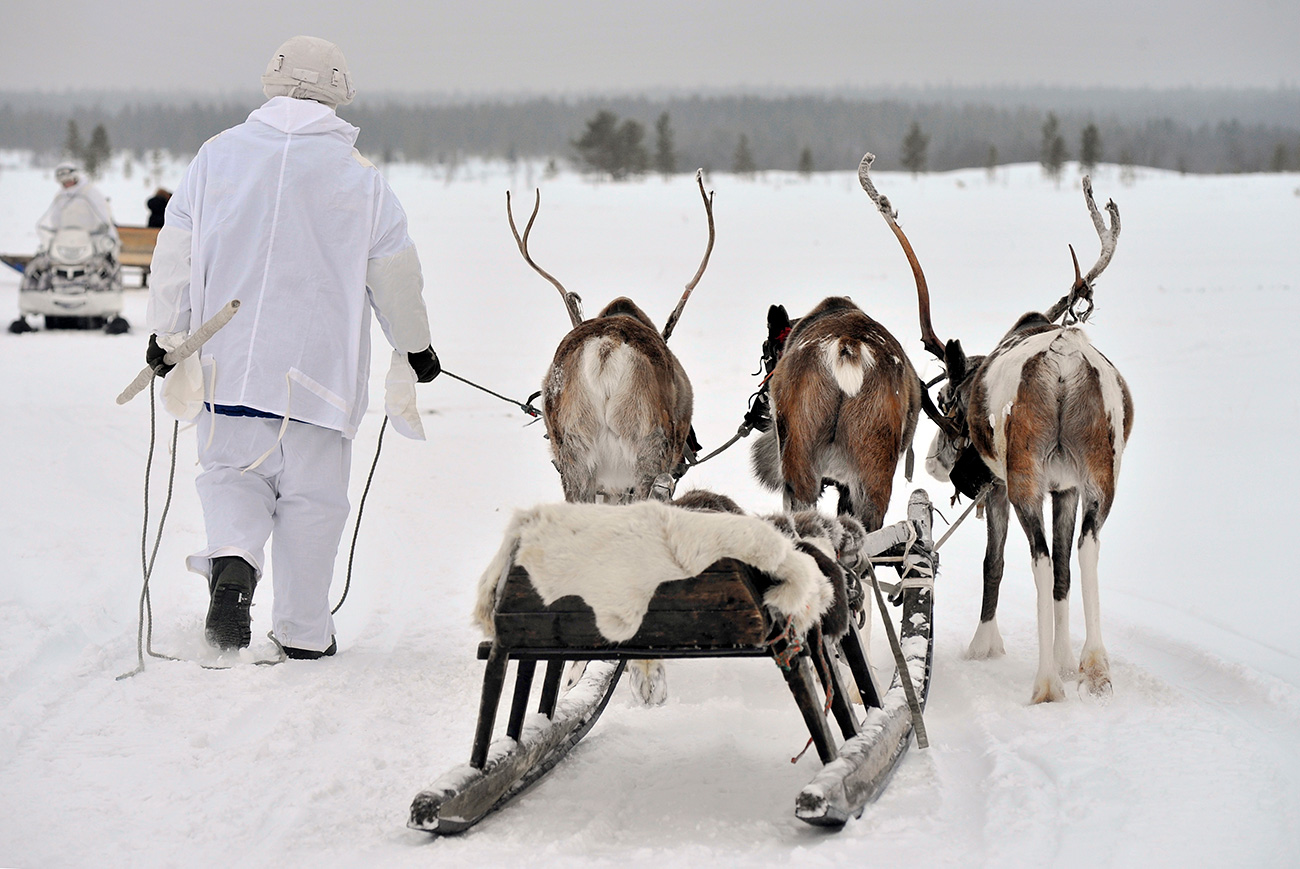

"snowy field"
[2, 151, 1298, 867]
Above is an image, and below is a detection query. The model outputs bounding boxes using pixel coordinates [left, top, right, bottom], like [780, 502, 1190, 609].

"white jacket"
[146, 96, 432, 439]
[37, 178, 119, 252]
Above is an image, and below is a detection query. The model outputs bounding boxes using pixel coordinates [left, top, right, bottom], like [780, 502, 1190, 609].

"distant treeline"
[2, 86, 1298, 174]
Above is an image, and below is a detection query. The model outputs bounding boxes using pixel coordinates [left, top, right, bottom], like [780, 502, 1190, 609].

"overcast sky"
[7, 0, 1299, 96]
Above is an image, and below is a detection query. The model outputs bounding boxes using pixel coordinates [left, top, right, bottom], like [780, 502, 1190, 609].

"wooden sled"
[409, 489, 937, 834]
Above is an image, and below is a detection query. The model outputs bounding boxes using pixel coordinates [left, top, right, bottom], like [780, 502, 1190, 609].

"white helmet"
[261, 36, 355, 107]
[54, 162, 80, 184]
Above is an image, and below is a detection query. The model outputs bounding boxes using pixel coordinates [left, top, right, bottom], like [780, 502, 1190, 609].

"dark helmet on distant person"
[261, 36, 355, 107]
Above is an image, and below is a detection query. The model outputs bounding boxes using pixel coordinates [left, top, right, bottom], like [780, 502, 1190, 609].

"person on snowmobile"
[10, 163, 125, 333]
[37, 162, 119, 252]
[144, 35, 440, 660]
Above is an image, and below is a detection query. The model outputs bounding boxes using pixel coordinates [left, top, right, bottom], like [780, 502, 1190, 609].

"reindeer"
[859, 153, 1133, 704]
[509, 174, 712, 505]
[507, 173, 715, 704]
[749, 299, 921, 533]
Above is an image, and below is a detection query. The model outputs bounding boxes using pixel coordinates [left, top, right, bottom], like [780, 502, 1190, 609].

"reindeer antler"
[507, 189, 584, 328]
[662, 169, 716, 342]
[1046, 176, 1120, 325]
[1081, 175, 1121, 284]
[858, 153, 946, 361]
[859, 153, 964, 439]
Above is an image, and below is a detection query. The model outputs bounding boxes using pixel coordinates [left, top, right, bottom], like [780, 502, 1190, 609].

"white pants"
[186, 412, 352, 653]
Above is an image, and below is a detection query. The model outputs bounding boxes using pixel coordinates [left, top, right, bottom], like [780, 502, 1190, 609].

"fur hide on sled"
[671, 487, 867, 640]
[473, 499, 836, 643]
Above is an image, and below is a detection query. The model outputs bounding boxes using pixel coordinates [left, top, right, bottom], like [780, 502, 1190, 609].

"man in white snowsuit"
[145, 36, 439, 659]
[37, 162, 119, 252]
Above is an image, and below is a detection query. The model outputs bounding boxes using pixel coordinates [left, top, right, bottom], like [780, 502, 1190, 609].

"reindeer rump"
[542, 299, 693, 503]
[969, 324, 1133, 510]
[752, 298, 920, 531]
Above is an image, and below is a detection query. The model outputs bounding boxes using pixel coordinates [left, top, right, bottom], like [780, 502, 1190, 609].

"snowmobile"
[7, 195, 130, 334]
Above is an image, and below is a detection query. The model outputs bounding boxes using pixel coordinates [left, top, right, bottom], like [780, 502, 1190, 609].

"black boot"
[205, 556, 257, 650]
[282, 636, 337, 660]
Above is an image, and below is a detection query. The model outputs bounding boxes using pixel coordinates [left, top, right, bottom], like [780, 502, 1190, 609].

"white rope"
[203, 359, 218, 450]
[241, 374, 293, 474]
[897, 518, 935, 590]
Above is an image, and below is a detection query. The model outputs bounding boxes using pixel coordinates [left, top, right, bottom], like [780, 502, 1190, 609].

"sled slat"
[493, 558, 773, 651]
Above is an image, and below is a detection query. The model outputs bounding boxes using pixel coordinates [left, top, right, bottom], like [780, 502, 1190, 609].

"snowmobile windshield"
[59, 197, 108, 233]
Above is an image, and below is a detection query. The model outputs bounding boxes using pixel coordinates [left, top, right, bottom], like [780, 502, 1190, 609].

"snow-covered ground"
[2, 151, 1298, 867]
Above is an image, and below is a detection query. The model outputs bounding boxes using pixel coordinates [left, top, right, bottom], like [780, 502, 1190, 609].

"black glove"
[146, 334, 174, 378]
[408, 346, 441, 383]
[743, 392, 772, 432]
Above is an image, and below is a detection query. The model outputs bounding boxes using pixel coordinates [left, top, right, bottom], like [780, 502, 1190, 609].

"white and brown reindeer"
[860, 153, 1134, 704]
[507, 173, 715, 704]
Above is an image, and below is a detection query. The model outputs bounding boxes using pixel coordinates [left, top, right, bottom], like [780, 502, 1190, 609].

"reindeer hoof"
[627, 659, 668, 706]
[1031, 674, 1066, 704]
[1080, 650, 1112, 697]
[838, 661, 864, 705]
[561, 660, 588, 693]
[967, 620, 1005, 659]
[1058, 659, 1081, 681]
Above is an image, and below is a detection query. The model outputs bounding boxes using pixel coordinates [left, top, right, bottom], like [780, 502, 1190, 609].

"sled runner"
[409, 490, 937, 834]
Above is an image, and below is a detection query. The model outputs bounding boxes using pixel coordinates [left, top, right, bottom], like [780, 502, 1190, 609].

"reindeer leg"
[782, 486, 818, 514]
[1013, 498, 1065, 704]
[554, 437, 599, 503]
[969, 484, 1009, 659]
[1077, 497, 1112, 697]
[1051, 488, 1080, 680]
[776, 415, 824, 514]
[626, 659, 668, 706]
[632, 428, 673, 502]
[845, 477, 887, 534]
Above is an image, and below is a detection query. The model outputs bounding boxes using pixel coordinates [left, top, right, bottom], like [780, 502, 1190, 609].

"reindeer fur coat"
[474, 500, 834, 643]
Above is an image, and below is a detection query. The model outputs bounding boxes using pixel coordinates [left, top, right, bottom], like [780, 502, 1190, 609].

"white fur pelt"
[474, 499, 833, 643]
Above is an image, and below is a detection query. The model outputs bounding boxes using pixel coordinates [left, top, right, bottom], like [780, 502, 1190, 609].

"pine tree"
[572, 110, 649, 180]
[900, 121, 929, 176]
[732, 134, 756, 176]
[85, 124, 112, 178]
[1272, 143, 1290, 173]
[1119, 148, 1136, 186]
[149, 149, 165, 189]
[64, 120, 83, 162]
[985, 144, 999, 180]
[1079, 123, 1102, 173]
[654, 112, 676, 176]
[798, 147, 814, 177]
[1041, 112, 1068, 182]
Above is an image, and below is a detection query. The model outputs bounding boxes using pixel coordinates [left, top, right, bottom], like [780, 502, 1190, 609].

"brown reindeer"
[540, 297, 695, 503]
[509, 175, 712, 506]
[508, 174, 715, 704]
[860, 153, 1134, 704]
[749, 298, 921, 533]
